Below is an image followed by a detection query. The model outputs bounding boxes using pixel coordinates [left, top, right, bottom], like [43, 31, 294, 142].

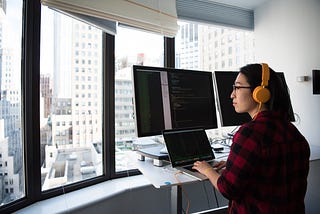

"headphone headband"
[261, 63, 270, 87]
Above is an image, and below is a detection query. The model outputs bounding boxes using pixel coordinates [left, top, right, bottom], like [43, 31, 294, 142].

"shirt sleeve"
[217, 124, 260, 200]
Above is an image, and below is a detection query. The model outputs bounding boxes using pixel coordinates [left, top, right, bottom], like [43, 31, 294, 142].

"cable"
[229, 125, 239, 135]
[174, 171, 190, 214]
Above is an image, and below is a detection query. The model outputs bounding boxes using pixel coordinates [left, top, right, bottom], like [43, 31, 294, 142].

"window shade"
[57, 10, 117, 35]
[176, 0, 254, 30]
[41, 0, 178, 37]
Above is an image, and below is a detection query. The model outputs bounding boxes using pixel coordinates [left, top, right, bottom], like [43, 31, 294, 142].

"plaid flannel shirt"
[217, 111, 310, 214]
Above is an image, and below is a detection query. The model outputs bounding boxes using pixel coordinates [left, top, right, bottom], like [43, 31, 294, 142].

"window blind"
[176, 0, 254, 30]
[41, 0, 178, 37]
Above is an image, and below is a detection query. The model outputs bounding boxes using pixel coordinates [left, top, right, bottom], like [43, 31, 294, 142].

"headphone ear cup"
[252, 86, 271, 103]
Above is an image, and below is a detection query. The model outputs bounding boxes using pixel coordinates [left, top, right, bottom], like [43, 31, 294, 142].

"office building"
[176, 22, 255, 71]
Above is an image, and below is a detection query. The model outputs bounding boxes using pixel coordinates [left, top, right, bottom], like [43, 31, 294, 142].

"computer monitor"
[133, 65, 218, 137]
[214, 71, 251, 127]
[213, 71, 295, 127]
[313, 70, 320, 94]
[277, 72, 295, 122]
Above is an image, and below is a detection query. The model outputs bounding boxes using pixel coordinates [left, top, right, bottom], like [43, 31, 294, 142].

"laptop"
[162, 128, 217, 180]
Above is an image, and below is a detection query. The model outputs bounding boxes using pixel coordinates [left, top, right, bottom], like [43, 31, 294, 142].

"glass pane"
[175, 21, 255, 134]
[40, 7, 103, 191]
[175, 21, 255, 71]
[115, 26, 163, 172]
[0, 0, 25, 206]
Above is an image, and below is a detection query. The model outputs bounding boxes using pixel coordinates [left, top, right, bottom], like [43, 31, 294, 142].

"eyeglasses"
[232, 85, 252, 91]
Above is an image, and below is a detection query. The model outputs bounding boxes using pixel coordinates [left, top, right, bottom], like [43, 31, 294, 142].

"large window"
[175, 21, 255, 131]
[0, 1, 256, 212]
[114, 26, 164, 172]
[175, 21, 255, 71]
[40, 7, 103, 191]
[0, 0, 24, 206]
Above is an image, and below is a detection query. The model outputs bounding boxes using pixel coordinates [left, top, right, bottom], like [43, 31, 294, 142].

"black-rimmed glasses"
[232, 85, 252, 91]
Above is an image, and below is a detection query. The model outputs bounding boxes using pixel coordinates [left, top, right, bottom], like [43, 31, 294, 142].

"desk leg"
[171, 185, 182, 214]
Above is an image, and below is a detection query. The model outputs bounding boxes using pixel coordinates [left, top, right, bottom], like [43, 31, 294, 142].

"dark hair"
[239, 63, 293, 121]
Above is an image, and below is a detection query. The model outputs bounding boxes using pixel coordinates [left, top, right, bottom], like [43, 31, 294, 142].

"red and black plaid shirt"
[217, 111, 310, 214]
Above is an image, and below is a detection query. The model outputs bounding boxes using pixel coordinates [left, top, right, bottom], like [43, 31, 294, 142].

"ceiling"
[209, 0, 270, 10]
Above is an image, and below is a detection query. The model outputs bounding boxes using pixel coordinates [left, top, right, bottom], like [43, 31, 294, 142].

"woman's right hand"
[213, 160, 226, 171]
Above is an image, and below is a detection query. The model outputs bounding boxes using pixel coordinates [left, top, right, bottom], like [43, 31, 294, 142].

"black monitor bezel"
[133, 65, 218, 137]
[213, 71, 251, 127]
[213, 71, 295, 126]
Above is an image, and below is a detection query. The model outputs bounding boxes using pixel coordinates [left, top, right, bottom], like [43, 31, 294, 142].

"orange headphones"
[252, 63, 271, 103]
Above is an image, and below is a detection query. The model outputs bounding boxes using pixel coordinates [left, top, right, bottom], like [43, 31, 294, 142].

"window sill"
[16, 175, 151, 214]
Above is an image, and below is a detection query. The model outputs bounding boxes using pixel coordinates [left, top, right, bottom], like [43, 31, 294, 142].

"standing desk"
[135, 146, 229, 213]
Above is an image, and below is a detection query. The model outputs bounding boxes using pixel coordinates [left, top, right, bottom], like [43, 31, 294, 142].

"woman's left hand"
[192, 161, 213, 176]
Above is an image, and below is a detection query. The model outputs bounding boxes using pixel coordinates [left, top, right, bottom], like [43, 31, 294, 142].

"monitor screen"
[214, 71, 295, 127]
[133, 65, 218, 137]
[214, 71, 251, 127]
[313, 70, 320, 94]
[277, 72, 295, 122]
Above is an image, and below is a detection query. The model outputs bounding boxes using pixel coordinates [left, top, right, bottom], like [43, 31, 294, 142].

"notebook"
[162, 128, 217, 180]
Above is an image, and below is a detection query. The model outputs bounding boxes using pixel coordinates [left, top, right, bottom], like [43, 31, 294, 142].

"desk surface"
[135, 157, 197, 188]
[135, 146, 229, 188]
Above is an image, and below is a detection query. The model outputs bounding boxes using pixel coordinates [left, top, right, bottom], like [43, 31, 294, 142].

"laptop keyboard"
[183, 160, 219, 172]
[184, 165, 197, 172]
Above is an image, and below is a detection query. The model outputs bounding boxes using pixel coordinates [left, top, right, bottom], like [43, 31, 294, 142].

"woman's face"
[230, 73, 259, 118]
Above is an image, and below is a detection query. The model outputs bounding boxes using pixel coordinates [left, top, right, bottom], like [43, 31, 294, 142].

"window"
[175, 21, 255, 71]
[0, 1, 256, 213]
[40, 7, 103, 191]
[0, 0, 24, 206]
[114, 26, 164, 172]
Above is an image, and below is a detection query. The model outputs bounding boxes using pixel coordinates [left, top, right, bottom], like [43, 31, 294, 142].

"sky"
[5, 0, 22, 50]
[2, 0, 23, 86]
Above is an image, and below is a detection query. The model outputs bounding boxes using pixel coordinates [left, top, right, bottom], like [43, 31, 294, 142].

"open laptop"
[162, 128, 217, 180]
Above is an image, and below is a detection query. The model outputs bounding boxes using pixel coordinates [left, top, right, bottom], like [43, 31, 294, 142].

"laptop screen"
[163, 128, 215, 167]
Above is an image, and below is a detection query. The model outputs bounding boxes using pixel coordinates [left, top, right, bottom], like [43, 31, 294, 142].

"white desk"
[136, 157, 197, 214]
[135, 157, 197, 188]
[135, 146, 229, 213]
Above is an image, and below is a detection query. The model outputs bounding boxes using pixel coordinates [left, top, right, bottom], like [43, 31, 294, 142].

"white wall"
[254, 0, 320, 146]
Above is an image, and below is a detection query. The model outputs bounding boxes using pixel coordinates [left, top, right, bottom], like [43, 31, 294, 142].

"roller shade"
[176, 0, 254, 30]
[41, 0, 178, 37]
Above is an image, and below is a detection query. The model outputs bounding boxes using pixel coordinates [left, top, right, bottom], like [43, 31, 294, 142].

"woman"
[193, 63, 310, 213]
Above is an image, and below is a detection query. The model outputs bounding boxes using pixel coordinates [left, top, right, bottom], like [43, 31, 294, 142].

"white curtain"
[41, 0, 178, 37]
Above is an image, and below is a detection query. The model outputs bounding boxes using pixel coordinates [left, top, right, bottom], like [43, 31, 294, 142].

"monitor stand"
[136, 145, 169, 166]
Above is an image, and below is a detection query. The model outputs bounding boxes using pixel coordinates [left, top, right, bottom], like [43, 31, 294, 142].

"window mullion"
[24, 0, 42, 204]
[103, 33, 115, 178]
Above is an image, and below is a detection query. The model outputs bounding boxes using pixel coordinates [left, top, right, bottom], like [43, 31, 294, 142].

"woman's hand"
[193, 160, 223, 189]
[192, 160, 226, 176]
[213, 160, 226, 171]
[192, 161, 213, 176]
